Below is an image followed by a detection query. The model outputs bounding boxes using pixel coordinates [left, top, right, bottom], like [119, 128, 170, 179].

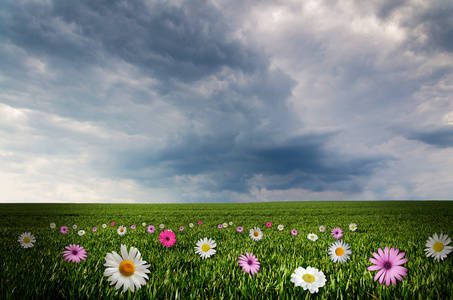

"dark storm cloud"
[407, 127, 453, 148]
[2, 0, 264, 83]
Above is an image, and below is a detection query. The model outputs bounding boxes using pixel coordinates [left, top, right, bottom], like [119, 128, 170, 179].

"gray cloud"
[407, 127, 453, 148]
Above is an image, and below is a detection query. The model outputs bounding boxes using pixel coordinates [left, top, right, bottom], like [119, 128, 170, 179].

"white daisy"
[104, 244, 151, 293]
[189, 223, 194, 228]
[50, 223, 56, 229]
[290, 266, 327, 294]
[425, 233, 452, 262]
[223, 223, 228, 228]
[159, 224, 165, 229]
[328, 240, 352, 264]
[319, 225, 326, 233]
[117, 225, 127, 236]
[229, 221, 233, 226]
[277, 224, 284, 231]
[102, 224, 107, 228]
[194, 237, 217, 259]
[141, 222, 146, 226]
[249, 227, 263, 241]
[17, 232, 36, 249]
[349, 223, 357, 231]
[307, 233, 318, 242]
[72, 224, 77, 230]
[78, 230, 86, 236]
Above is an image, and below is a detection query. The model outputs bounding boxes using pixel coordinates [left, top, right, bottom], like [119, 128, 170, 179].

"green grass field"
[1, 201, 452, 299]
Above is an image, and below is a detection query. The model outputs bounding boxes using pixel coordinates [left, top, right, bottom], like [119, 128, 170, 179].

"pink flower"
[236, 226, 244, 232]
[92, 227, 97, 232]
[237, 252, 260, 275]
[62, 244, 87, 263]
[159, 229, 176, 247]
[217, 224, 223, 229]
[180, 226, 184, 231]
[198, 221, 202, 225]
[368, 246, 408, 286]
[131, 225, 136, 230]
[111, 222, 115, 226]
[60, 226, 68, 234]
[147, 225, 155, 234]
[331, 227, 343, 239]
[266, 222, 272, 228]
[291, 229, 298, 236]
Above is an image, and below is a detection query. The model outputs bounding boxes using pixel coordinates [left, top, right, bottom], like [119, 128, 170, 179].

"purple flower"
[331, 227, 343, 239]
[62, 244, 87, 263]
[237, 252, 260, 275]
[368, 246, 408, 286]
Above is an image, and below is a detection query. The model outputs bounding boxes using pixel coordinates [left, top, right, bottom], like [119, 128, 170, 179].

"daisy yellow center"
[120, 229, 124, 232]
[302, 274, 315, 283]
[23, 237, 31, 243]
[335, 247, 344, 256]
[201, 244, 210, 252]
[433, 242, 444, 252]
[351, 226, 355, 229]
[119, 260, 135, 276]
[254, 231, 259, 236]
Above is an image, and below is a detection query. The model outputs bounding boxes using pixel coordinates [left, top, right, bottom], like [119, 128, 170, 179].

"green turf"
[1, 201, 452, 299]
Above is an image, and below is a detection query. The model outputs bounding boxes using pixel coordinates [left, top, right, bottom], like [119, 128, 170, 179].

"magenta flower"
[217, 224, 223, 229]
[180, 226, 184, 231]
[331, 227, 343, 239]
[266, 222, 272, 228]
[291, 229, 298, 236]
[237, 252, 260, 275]
[236, 226, 244, 233]
[110, 222, 115, 226]
[147, 225, 155, 234]
[131, 225, 136, 230]
[368, 246, 408, 286]
[159, 229, 176, 247]
[62, 244, 87, 263]
[198, 221, 202, 225]
[60, 226, 68, 234]
[92, 227, 97, 232]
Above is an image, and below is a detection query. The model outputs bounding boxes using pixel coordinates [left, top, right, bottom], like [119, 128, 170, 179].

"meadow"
[1, 201, 452, 299]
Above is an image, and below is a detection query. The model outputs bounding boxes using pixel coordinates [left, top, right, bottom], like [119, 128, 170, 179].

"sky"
[1, 0, 453, 203]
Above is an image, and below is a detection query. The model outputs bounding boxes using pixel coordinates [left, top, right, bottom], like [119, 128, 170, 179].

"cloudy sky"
[1, 0, 453, 203]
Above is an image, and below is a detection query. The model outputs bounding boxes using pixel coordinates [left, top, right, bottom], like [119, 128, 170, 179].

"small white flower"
[349, 223, 357, 231]
[78, 230, 86, 236]
[319, 225, 326, 232]
[425, 233, 452, 262]
[50, 223, 56, 229]
[290, 266, 326, 294]
[249, 227, 263, 241]
[117, 225, 127, 236]
[104, 244, 151, 293]
[307, 233, 318, 242]
[277, 224, 284, 231]
[18, 232, 36, 248]
[194, 237, 217, 259]
[328, 240, 352, 264]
